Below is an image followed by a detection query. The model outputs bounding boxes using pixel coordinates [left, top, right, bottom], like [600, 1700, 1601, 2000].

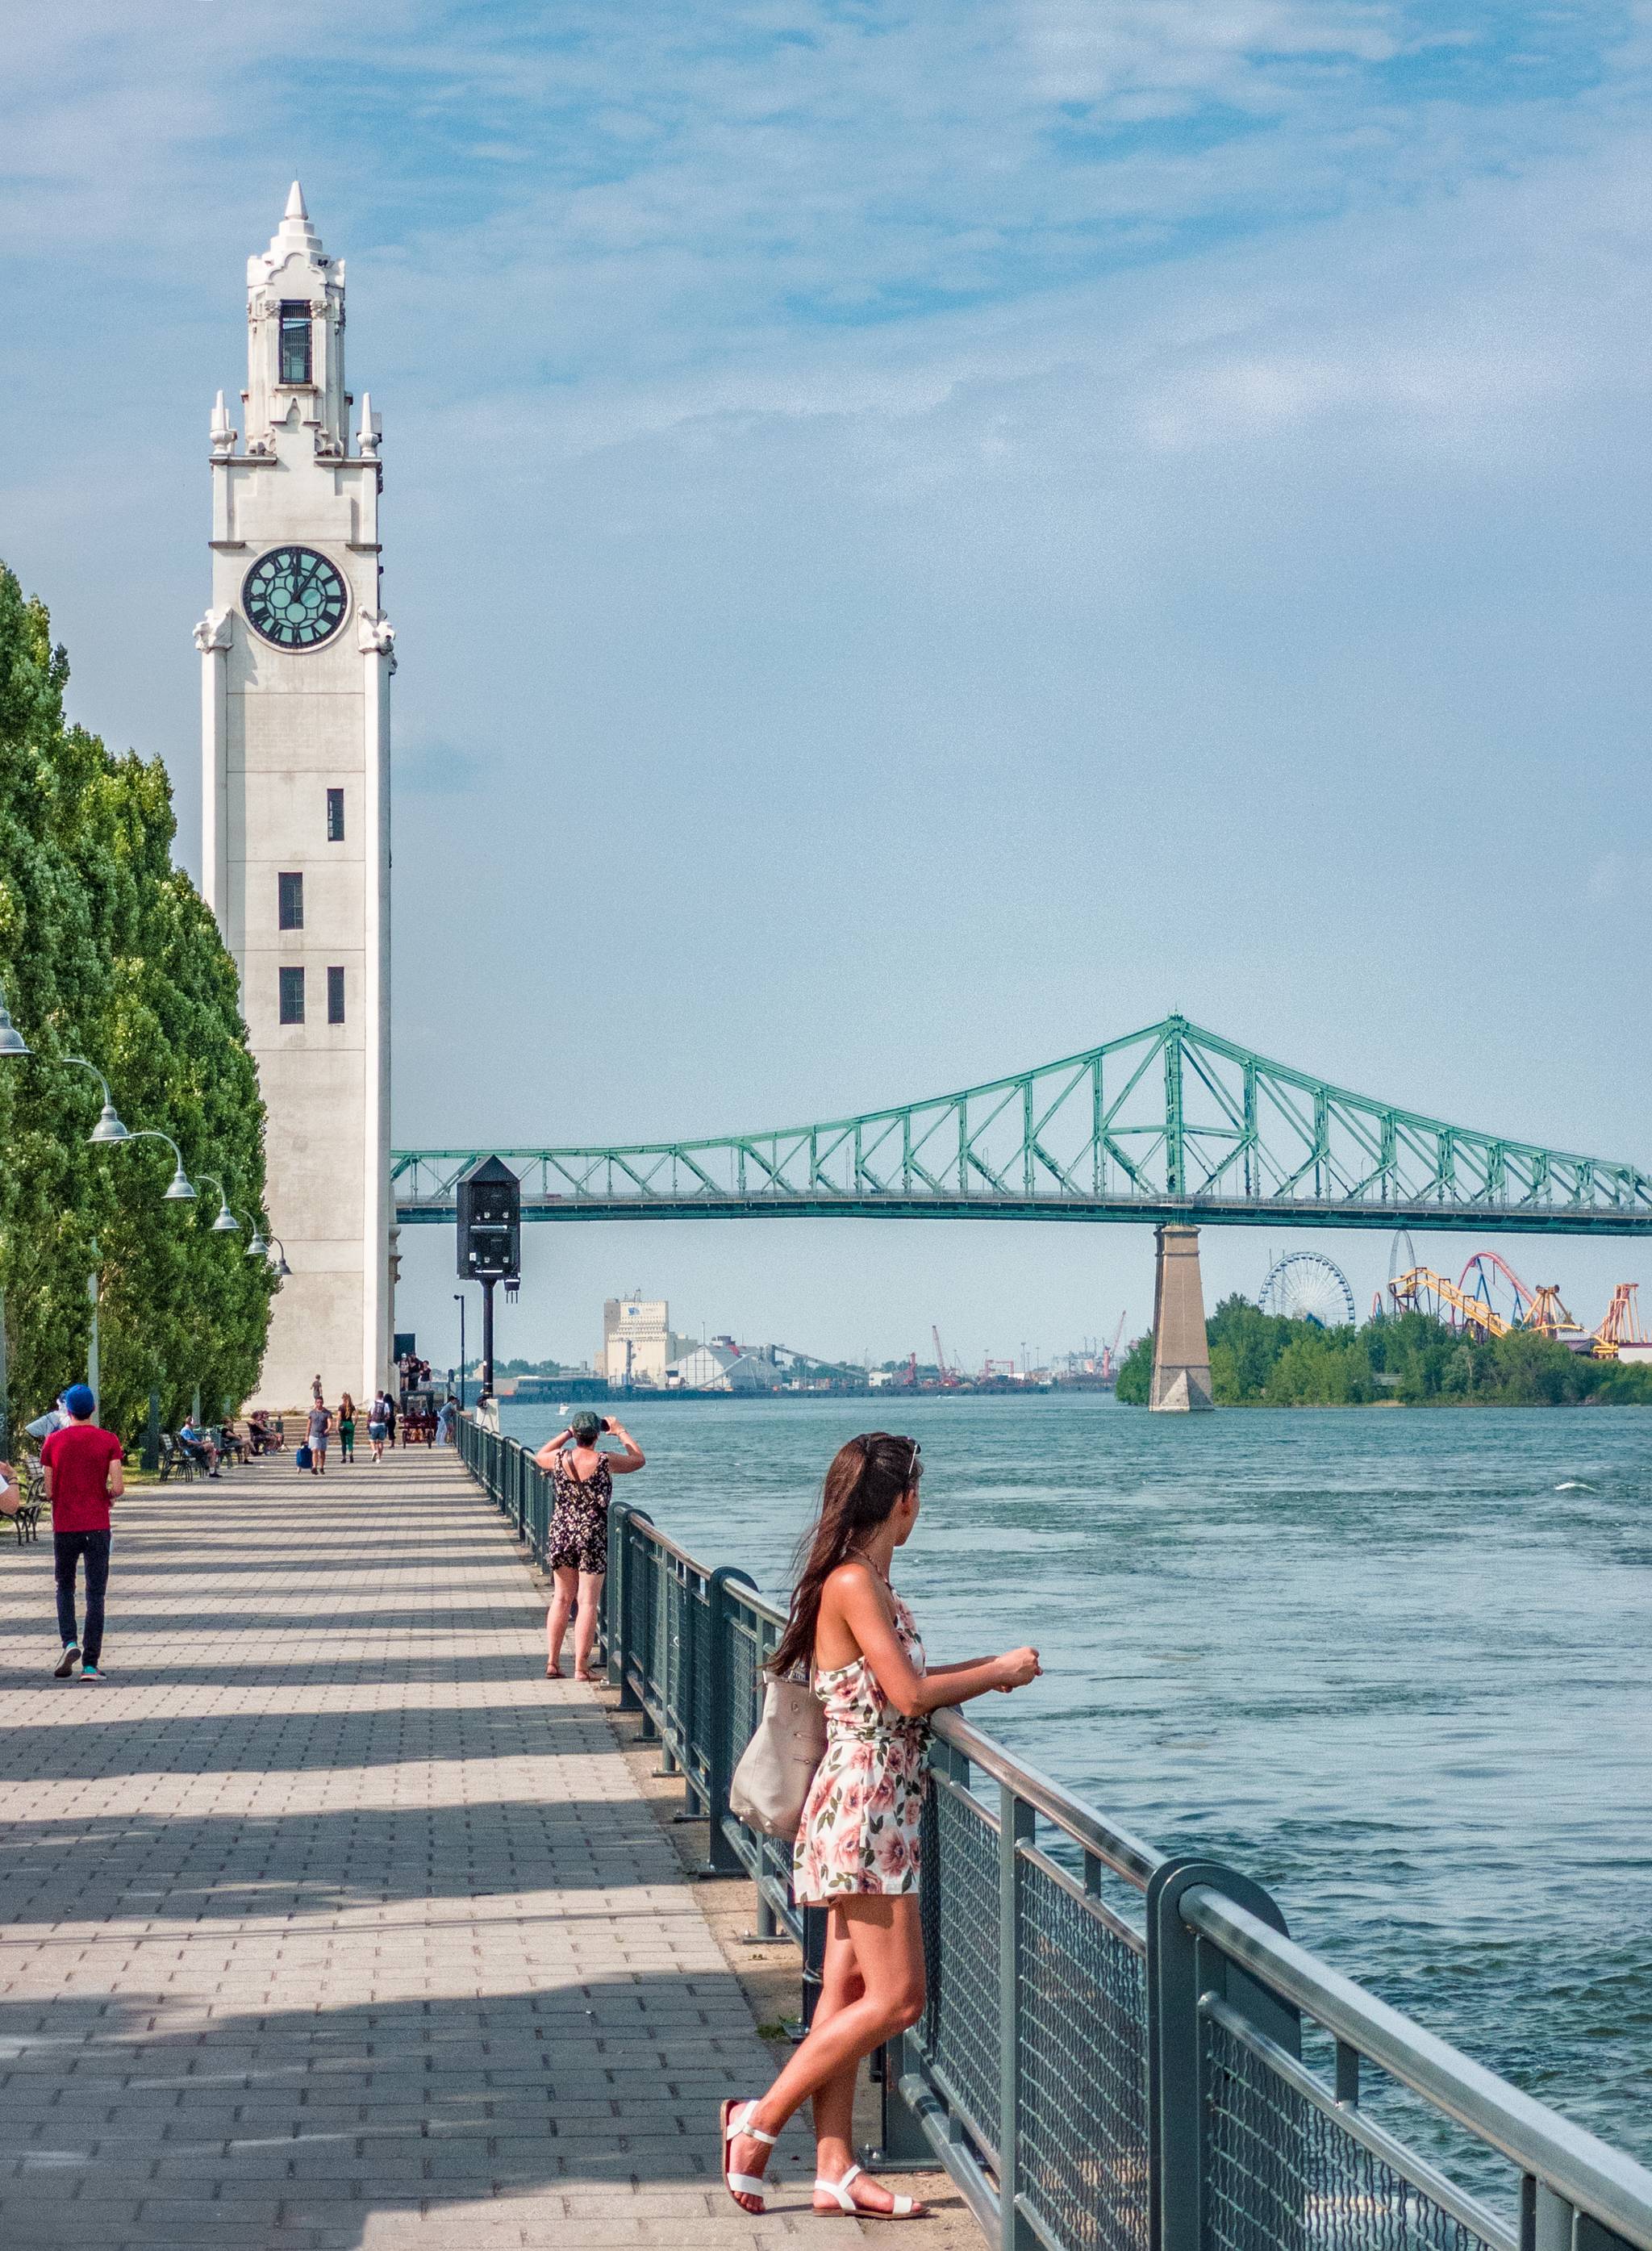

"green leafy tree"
[1120, 1292, 1645, 1409]
[0, 563, 273, 1442]
[1114, 1331, 1153, 1404]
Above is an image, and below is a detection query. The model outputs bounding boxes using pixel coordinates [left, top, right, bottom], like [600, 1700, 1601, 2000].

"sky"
[2, 1, 1649, 1373]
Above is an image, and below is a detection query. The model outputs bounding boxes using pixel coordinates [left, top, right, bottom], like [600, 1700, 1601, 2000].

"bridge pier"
[1149, 1224, 1214, 1411]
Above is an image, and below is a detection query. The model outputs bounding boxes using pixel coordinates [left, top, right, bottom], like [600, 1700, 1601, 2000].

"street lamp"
[0, 984, 29, 1058]
[243, 1222, 269, 1259]
[197, 1174, 240, 1234]
[267, 1237, 293, 1280]
[60, 1057, 131, 1145]
[119, 1129, 196, 1201]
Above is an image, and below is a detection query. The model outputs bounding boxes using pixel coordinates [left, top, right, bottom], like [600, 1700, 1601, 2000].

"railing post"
[800, 1902, 827, 2031]
[1146, 1857, 1296, 2251]
[515, 1443, 527, 1541]
[999, 1784, 1037, 2251]
[702, 1566, 757, 1875]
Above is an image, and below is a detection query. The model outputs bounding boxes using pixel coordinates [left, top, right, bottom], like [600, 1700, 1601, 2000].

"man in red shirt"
[40, 1384, 124, 1681]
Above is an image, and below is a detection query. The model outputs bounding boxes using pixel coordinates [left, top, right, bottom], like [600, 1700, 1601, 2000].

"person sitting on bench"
[177, 1419, 219, 1479]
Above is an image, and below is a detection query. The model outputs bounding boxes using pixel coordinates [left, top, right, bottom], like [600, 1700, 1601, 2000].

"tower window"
[277, 871, 304, 929]
[278, 967, 306, 1025]
[327, 967, 346, 1025]
[326, 787, 344, 842]
[278, 301, 312, 385]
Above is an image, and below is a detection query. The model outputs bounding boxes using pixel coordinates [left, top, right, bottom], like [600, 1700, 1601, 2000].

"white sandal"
[721, 2098, 778, 2211]
[816, 2163, 923, 2219]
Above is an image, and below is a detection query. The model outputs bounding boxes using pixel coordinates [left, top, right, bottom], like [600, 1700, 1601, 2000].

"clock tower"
[197, 184, 394, 1410]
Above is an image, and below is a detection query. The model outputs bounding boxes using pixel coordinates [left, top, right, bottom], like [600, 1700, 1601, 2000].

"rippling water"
[502, 1393, 1652, 2174]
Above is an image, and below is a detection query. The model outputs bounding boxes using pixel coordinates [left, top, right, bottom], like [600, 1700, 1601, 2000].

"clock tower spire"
[198, 184, 394, 1414]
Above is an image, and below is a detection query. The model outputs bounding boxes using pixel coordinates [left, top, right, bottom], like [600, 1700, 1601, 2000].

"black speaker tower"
[456, 1155, 521, 1397]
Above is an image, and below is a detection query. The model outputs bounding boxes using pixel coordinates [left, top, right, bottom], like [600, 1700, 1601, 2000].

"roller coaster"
[1387, 1257, 1648, 1357]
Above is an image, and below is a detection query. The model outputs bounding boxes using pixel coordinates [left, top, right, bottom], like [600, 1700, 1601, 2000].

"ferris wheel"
[1258, 1251, 1357, 1328]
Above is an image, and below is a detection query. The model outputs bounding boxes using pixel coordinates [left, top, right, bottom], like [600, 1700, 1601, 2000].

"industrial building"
[600, 1297, 698, 1387]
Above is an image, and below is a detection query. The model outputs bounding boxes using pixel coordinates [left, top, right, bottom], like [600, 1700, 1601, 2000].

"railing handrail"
[1184, 1887, 1652, 2248]
[932, 1707, 1166, 1890]
[457, 1415, 1652, 2251]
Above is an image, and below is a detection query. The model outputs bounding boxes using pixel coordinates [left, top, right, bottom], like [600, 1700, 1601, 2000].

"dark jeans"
[54, 1530, 111, 1665]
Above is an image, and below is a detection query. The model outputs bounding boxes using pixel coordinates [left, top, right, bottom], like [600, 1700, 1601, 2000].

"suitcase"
[294, 1443, 312, 1469]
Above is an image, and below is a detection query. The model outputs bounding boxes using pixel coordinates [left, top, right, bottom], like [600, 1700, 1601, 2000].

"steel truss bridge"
[393, 1015, 1652, 1236]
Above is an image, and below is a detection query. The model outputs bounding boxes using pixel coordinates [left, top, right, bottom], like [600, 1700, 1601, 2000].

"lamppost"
[115, 1130, 198, 1203]
[267, 1238, 293, 1279]
[454, 1293, 467, 1411]
[197, 1175, 241, 1234]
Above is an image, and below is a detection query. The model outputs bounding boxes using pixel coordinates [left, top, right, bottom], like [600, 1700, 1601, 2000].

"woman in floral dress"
[533, 1412, 645, 1680]
[722, 1432, 1041, 2221]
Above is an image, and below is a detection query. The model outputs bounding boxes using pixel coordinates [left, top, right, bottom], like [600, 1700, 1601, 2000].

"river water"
[501, 1393, 1652, 2175]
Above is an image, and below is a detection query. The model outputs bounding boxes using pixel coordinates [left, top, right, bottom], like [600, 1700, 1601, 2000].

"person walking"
[533, 1413, 645, 1681]
[337, 1394, 357, 1464]
[721, 1431, 1041, 2220]
[366, 1392, 391, 1464]
[383, 1390, 398, 1449]
[40, 1384, 125, 1682]
[305, 1397, 332, 1476]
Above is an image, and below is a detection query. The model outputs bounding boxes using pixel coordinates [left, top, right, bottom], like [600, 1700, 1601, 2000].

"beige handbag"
[729, 1669, 827, 1840]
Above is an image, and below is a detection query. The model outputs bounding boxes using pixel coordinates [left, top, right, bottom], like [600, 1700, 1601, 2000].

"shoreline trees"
[0, 563, 272, 1442]
[1116, 1294, 1652, 1407]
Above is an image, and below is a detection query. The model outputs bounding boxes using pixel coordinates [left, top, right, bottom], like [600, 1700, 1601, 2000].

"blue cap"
[63, 1384, 95, 1419]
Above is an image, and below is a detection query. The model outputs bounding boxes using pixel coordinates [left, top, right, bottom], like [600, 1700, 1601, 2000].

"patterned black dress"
[546, 1455, 613, 1574]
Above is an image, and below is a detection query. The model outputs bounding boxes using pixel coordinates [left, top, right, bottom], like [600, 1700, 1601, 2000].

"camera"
[600, 1417, 611, 1434]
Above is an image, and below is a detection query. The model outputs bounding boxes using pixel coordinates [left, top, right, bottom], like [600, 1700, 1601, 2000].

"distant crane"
[1100, 1311, 1127, 1381]
[932, 1327, 959, 1389]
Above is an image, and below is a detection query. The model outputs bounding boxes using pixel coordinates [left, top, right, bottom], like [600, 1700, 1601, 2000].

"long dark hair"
[770, 1431, 921, 1677]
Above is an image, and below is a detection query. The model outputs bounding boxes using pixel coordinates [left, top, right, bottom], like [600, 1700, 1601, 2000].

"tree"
[0, 562, 273, 1441]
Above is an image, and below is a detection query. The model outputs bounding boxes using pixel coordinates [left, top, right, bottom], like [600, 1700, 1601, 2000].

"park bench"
[5, 1457, 44, 1544]
[158, 1432, 203, 1484]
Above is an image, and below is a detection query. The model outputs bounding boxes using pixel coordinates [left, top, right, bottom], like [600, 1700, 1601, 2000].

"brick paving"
[0, 1449, 844, 2249]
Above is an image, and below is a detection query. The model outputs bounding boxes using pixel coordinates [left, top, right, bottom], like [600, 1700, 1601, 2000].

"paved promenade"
[0, 1450, 844, 2250]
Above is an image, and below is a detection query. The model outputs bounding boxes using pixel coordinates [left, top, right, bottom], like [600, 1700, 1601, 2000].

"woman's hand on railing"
[990, 1646, 1042, 1692]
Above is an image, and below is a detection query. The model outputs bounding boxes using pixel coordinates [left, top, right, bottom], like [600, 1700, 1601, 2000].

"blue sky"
[2, 1, 1649, 1371]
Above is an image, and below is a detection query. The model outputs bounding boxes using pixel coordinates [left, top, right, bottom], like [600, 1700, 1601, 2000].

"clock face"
[242, 547, 349, 649]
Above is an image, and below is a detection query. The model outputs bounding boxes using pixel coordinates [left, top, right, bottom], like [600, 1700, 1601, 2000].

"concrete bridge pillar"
[1149, 1225, 1214, 1412]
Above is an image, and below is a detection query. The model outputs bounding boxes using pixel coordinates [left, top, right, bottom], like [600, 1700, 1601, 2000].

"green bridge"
[393, 1015, 1651, 1237]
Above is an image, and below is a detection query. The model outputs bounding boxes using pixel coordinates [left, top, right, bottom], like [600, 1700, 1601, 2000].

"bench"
[4, 1459, 43, 1544]
[158, 1432, 203, 1484]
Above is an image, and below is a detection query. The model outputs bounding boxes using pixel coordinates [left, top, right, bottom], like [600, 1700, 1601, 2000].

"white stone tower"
[197, 184, 393, 1411]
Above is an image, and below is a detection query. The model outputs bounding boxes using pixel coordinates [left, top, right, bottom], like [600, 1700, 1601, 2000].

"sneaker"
[78, 1664, 103, 1681]
[54, 1644, 79, 1678]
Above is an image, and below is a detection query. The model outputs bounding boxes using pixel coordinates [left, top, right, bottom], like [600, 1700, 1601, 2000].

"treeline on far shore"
[1115, 1297, 1652, 1408]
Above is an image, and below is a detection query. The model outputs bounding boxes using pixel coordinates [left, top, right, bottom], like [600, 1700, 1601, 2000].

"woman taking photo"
[533, 1412, 645, 1681]
[723, 1431, 1040, 2220]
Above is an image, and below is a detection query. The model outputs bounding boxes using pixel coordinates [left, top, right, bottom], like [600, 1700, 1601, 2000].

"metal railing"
[457, 1418, 1652, 2251]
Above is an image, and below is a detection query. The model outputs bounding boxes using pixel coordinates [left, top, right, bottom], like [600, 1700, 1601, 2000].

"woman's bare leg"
[727, 1897, 926, 2211]
[546, 1567, 578, 1674]
[808, 1908, 925, 2213]
[808, 1910, 863, 2162]
[573, 1571, 605, 1679]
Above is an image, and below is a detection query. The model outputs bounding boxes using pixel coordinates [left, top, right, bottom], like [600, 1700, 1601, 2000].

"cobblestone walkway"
[0, 1449, 842, 2250]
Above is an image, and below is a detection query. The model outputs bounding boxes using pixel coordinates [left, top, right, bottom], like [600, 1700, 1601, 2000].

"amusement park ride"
[1384, 1251, 1651, 1360]
[1250, 1239, 1652, 1360]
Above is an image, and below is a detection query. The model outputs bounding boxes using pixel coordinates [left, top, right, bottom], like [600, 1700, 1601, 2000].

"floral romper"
[546, 1455, 612, 1574]
[794, 1589, 928, 1902]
